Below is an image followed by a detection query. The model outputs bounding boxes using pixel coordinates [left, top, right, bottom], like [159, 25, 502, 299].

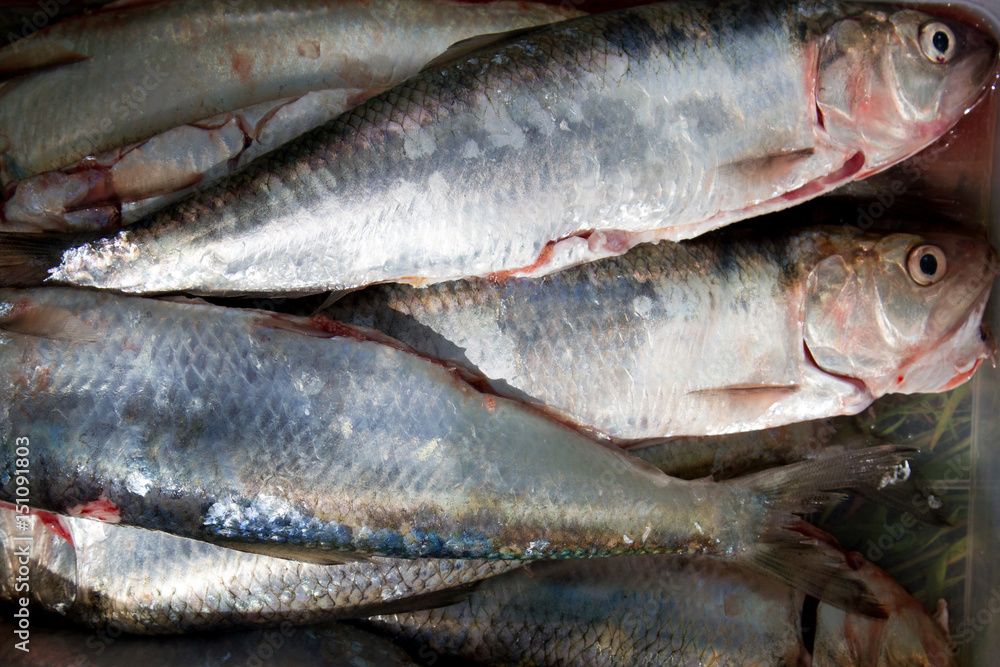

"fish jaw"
[817, 7, 998, 178]
[874, 291, 994, 397]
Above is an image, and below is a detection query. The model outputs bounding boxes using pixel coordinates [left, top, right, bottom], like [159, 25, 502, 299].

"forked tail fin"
[0, 232, 83, 286]
[731, 445, 915, 618]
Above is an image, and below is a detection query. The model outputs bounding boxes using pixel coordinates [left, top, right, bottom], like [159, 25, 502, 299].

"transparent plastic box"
[0, 0, 997, 664]
[927, 2, 1000, 664]
[816, 2, 1000, 664]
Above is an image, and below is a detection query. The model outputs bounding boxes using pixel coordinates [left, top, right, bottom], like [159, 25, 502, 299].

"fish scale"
[365, 546, 956, 666]
[327, 225, 996, 438]
[2, 1, 993, 294]
[0, 0, 584, 185]
[0, 286, 913, 626]
[0, 288, 762, 560]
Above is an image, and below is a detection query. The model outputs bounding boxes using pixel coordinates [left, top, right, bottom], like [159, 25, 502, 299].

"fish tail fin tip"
[738, 445, 916, 516]
[0, 232, 74, 287]
[741, 538, 887, 619]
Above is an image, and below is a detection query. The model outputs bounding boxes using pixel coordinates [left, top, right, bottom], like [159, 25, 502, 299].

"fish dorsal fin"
[0, 300, 99, 342]
[0, 40, 88, 81]
[420, 25, 553, 73]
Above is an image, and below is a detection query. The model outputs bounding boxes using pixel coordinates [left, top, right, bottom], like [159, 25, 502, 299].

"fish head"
[812, 553, 957, 667]
[817, 7, 997, 174]
[803, 229, 997, 399]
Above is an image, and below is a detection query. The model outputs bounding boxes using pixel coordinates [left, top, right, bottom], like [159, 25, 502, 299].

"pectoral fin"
[688, 384, 800, 420]
[719, 148, 816, 180]
[211, 539, 372, 566]
[0, 300, 99, 342]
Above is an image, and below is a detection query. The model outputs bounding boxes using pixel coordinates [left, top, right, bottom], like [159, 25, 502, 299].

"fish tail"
[0, 232, 78, 286]
[741, 537, 888, 619]
[733, 445, 915, 618]
[739, 444, 914, 516]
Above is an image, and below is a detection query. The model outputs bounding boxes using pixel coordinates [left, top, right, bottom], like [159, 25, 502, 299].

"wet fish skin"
[2, 1, 994, 294]
[327, 226, 997, 438]
[0, 0, 583, 186]
[0, 508, 519, 634]
[0, 2, 586, 232]
[365, 534, 956, 667]
[0, 619, 418, 667]
[0, 287, 904, 573]
[2, 93, 361, 232]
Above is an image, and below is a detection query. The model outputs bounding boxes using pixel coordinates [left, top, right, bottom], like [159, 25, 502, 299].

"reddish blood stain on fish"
[67, 495, 121, 524]
[227, 47, 254, 84]
[298, 40, 321, 59]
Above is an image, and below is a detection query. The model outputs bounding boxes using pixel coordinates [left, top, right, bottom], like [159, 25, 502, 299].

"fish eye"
[919, 22, 956, 63]
[907, 245, 947, 285]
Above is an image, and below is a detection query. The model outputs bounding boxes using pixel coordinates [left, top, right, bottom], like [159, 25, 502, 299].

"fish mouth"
[939, 22, 1000, 119]
[893, 280, 995, 396]
[936, 357, 984, 392]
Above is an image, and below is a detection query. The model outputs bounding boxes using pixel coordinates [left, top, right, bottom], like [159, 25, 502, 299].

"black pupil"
[919, 252, 938, 276]
[933, 30, 949, 54]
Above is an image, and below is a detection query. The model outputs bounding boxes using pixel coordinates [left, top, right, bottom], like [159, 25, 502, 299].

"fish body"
[327, 226, 997, 438]
[366, 535, 956, 666]
[1, 1, 994, 294]
[0, 288, 907, 580]
[0, 0, 584, 232]
[0, 0, 582, 185]
[0, 619, 418, 667]
[0, 507, 519, 634]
